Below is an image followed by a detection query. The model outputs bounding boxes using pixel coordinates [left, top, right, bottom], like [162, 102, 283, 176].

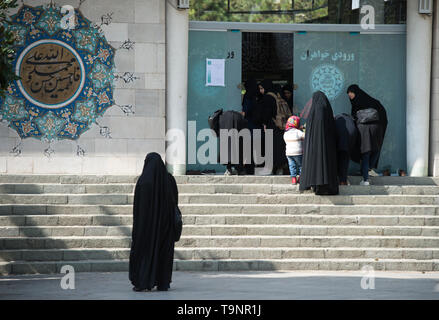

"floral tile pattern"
[1, 3, 116, 143]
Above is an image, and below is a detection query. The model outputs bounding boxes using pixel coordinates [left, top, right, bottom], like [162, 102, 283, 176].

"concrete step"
[0, 184, 135, 194]
[1, 175, 439, 185]
[1, 214, 439, 227]
[1, 183, 439, 195]
[1, 193, 438, 205]
[178, 194, 439, 206]
[1, 258, 439, 275]
[2, 247, 439, 262]
[177, 184, 439, 195]
[1, 204, 438, 216]
[0, 194, 131, 205]
[2, 225, 439, 237]
[2, 236, 439, 249]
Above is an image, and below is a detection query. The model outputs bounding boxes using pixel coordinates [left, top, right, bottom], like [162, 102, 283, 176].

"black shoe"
[133, 286, 150, 292]
[157, 287, 168, 291]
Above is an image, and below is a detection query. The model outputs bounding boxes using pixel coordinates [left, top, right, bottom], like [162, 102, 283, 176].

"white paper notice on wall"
[206, 58, 225, 87]
[352, 0, 360, 10]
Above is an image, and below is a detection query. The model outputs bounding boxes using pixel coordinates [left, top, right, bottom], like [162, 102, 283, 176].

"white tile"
[100, 23, 129, 42]
[114, 48, 135, 72]
[7, 157, 34, 173]
[145, 73, 165, 89]
[135, 0, 160, 24]
[143, 117, 166, 139]
[114, 88, 136, 106]
[20, 138, 46, 155]
[0, 157, 6, 173]
[80, 0, 135, 24]
[94, 138, 128, 156]
[107, 116, 157, 139]
[81, 157, 137, 174]
[33, 157, 82, 174]
[157, 43, 166, 73]
[135, 43, 157, 73]
[0, 138, 15, 155]
[127, 138, 165, 156]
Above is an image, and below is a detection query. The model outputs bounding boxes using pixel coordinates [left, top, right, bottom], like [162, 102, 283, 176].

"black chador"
[257, 79, 287, 173]
[218, 110, 249, 170]
[129, 152, 178, 291]
[347, 84, 388, 168]
[335, 113, 360, 183]
[299, 91, 339, 195]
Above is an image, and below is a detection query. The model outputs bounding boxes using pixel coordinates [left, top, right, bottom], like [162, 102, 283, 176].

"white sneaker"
[360, 180, 370, 186]
[369, 169, 379, 177]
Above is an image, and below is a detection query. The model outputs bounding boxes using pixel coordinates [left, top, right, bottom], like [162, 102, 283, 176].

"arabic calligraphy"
[20, 42, 81, 105]
[300, 50, 355, 62]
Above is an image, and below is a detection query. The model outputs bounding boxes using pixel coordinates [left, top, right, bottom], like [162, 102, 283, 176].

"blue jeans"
[361, 151, 379, 181]
[287, 155, 302, 177]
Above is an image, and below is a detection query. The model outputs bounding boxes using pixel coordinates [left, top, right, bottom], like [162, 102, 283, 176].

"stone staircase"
[0, 174, 439, 275]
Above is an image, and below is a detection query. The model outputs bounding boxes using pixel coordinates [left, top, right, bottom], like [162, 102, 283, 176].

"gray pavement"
[1, 271, 439, 300]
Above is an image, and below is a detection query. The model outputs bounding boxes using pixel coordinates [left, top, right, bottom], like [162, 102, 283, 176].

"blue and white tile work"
[0, 0, 166, 174]
[1, 3, 115, 143]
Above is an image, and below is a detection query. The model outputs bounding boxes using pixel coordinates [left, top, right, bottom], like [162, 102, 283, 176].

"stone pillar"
[165, 0, 189, 175]
[406, 0, 433, 176]
[430, 1, 439, 177]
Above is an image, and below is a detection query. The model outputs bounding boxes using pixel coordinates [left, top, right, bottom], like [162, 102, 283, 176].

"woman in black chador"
[257, 79, 288, 174]
[299, 91, 339, 195]
[129, 152, 178, 291]
[347, 84, 388, 185]
[218, 110, 249, 175]
[241, 78, 259, 174]
[334, 113, 359, 185]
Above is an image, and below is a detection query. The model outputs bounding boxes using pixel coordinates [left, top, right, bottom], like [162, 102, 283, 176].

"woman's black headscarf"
[282, 84, 295, 114]
[347, 84, 388, 167]
[242, 78, 258, 126]
[255, 79, 287, 170]
[347, 84, 388, 133]
[254, 79, 277, 126]
[244, 78, 258, 99]
[259, 79, 274, 94]
[299, 91, 339, 195]
[282, 84, 294, 96]
[129, 152, 178, 290]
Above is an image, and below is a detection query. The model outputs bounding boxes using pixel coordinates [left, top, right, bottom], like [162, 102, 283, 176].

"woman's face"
[259, 85, 265, 95]
[284, 90, 292, 100]
[348, 91, 355, 100]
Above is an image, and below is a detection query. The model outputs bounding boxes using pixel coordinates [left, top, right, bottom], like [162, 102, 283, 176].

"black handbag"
[356, 108, 379, 124]
[174, 206, 182, 242]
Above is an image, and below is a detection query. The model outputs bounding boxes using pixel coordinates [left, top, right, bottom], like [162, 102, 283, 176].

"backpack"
[208, 108, 223, 137]
[267, 92, 292, 130]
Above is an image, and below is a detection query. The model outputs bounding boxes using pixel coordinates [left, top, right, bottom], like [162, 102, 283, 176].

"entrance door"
[242, 32, 294, 89]
[187, 30, 242, 173]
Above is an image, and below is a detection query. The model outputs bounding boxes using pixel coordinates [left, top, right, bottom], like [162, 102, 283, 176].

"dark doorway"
[242, 32, 294, 90]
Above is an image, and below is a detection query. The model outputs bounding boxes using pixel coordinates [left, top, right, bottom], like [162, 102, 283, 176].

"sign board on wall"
[205, 58, 225, 87]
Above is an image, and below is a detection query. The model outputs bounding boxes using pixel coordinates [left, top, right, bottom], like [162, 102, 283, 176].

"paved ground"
[1, 271, 439, 300]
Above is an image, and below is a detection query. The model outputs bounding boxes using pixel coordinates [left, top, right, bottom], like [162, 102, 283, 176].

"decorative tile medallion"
[1, 3, 116, 143]
[310, 64, 345, 101]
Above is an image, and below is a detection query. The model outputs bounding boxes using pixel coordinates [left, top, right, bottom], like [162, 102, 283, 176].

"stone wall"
[0, 0, 166, 174]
